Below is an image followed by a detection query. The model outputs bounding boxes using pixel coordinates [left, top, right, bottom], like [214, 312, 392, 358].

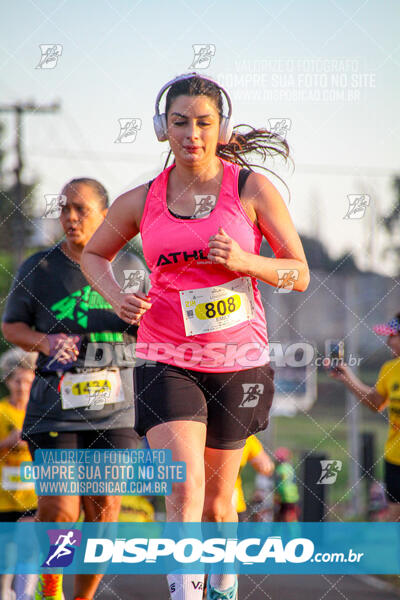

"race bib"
[180, 277, 255, 336]
[2, 466, 34, 491]
[60, 369, 123, 410]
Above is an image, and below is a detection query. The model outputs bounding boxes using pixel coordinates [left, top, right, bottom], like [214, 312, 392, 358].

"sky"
[1, 0, 399, 274]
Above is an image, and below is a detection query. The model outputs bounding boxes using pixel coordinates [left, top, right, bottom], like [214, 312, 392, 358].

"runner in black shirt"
[2, 178, 149, 600]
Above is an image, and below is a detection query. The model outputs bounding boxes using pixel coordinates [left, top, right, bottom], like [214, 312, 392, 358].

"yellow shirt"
[233, 435, 263, 513]
[119, 495, 155, 522]
[0, 398, 37, 512]
[375, 357, 400, 465]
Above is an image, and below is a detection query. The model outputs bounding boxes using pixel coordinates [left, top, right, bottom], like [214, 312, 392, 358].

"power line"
[296, 164, 398, 177]
[24, 148, 400, 177]
[26, 148, 155, 163]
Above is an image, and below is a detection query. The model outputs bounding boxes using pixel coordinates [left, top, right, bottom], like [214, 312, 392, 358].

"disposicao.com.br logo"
[83, 536, 363, 566]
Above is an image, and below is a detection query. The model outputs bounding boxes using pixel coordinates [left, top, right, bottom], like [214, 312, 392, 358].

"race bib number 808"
[180, 277, 255, 336]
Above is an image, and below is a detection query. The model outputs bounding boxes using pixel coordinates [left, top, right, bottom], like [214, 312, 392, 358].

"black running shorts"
[0, 510, 36, 522]
[134, 361, 275, 450]
[26, 427, 139, 459]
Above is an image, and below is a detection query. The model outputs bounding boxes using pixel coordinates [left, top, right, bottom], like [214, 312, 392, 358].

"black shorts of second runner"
[134, 361, 275, 450]
[26, 428, 139, 460]
[0, 509, 36, 522]
[384, 459, 400, 503]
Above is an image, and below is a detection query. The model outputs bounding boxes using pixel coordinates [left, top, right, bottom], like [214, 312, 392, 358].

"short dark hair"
[62, 178, 109, 210]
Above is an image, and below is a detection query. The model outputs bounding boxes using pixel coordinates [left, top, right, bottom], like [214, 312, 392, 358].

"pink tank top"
[136, 157, 269, 372]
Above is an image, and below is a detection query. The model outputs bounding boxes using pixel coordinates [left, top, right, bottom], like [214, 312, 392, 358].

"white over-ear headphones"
[153, 72, 233, 144]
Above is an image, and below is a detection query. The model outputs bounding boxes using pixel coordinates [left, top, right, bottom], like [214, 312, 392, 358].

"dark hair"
[62, 178, 109, 210]
[163, 76, 291, 191]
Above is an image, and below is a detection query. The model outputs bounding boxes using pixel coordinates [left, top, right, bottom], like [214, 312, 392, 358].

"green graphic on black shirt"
[50, 285, 123, 342]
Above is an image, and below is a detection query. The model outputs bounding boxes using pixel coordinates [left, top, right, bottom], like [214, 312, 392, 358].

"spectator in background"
[273, 447, 300, 522]
[367, 481, 388, 521]
[232, 434, 274, 521]
[330, 313, 400, 522]
[0, 347, 38, 600]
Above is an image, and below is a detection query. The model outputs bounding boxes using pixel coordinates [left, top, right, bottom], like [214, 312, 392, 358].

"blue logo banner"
[0, 522, 399, 574]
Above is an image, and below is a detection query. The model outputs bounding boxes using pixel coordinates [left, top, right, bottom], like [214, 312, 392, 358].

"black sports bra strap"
[238, 168, 251, 197]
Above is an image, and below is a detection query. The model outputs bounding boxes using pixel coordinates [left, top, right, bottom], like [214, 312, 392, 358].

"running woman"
[2, 178, 148, 600]
[81, 73, 310, 600]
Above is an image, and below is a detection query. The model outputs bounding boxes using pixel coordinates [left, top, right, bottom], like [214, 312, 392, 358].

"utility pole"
[0, 102, 60, 269]
[345, 275, 362, 517]
[367, 192, 376, 272]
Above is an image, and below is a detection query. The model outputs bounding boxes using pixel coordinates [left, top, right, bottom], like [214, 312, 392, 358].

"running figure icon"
[45, 531, 77, 566]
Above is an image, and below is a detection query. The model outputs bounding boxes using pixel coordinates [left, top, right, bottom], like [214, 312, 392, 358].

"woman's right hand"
[114, 290, 152, 325]
[40, 333, 81, 364]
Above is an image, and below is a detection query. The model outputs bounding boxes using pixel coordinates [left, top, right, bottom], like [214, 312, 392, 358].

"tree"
[261, 234, 359, 273]
[382, 176, 400, 273]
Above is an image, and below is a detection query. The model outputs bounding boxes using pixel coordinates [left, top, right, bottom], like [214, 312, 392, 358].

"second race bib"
[180, 277, 255, 336]
[60, 368, 123, 410]
[2, 466, 35, 491]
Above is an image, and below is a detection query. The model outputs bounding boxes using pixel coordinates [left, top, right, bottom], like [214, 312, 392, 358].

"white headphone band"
[153, 72, 233, 143]
[154, 72, 233, 118]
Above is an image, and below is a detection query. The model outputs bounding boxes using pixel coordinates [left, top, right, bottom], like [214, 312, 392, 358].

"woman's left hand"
[208, 227, 248, 272]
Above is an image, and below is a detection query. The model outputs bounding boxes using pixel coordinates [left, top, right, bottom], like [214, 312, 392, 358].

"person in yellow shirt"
[232, 434, 274, 521]
[0, 347, 38, 600]
[330, 313, 400, 521]
[0, 348, 38, 518]
[118, 495, 155, 522]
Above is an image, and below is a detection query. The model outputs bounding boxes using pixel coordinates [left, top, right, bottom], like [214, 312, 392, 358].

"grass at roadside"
[242, 408, 389, 520]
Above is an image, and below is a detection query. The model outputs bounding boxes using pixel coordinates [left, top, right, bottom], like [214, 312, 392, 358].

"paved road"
[65, 573, 400, 599]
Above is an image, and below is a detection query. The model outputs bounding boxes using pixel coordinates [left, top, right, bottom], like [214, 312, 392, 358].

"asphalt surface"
[64, 573, 400, 599]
